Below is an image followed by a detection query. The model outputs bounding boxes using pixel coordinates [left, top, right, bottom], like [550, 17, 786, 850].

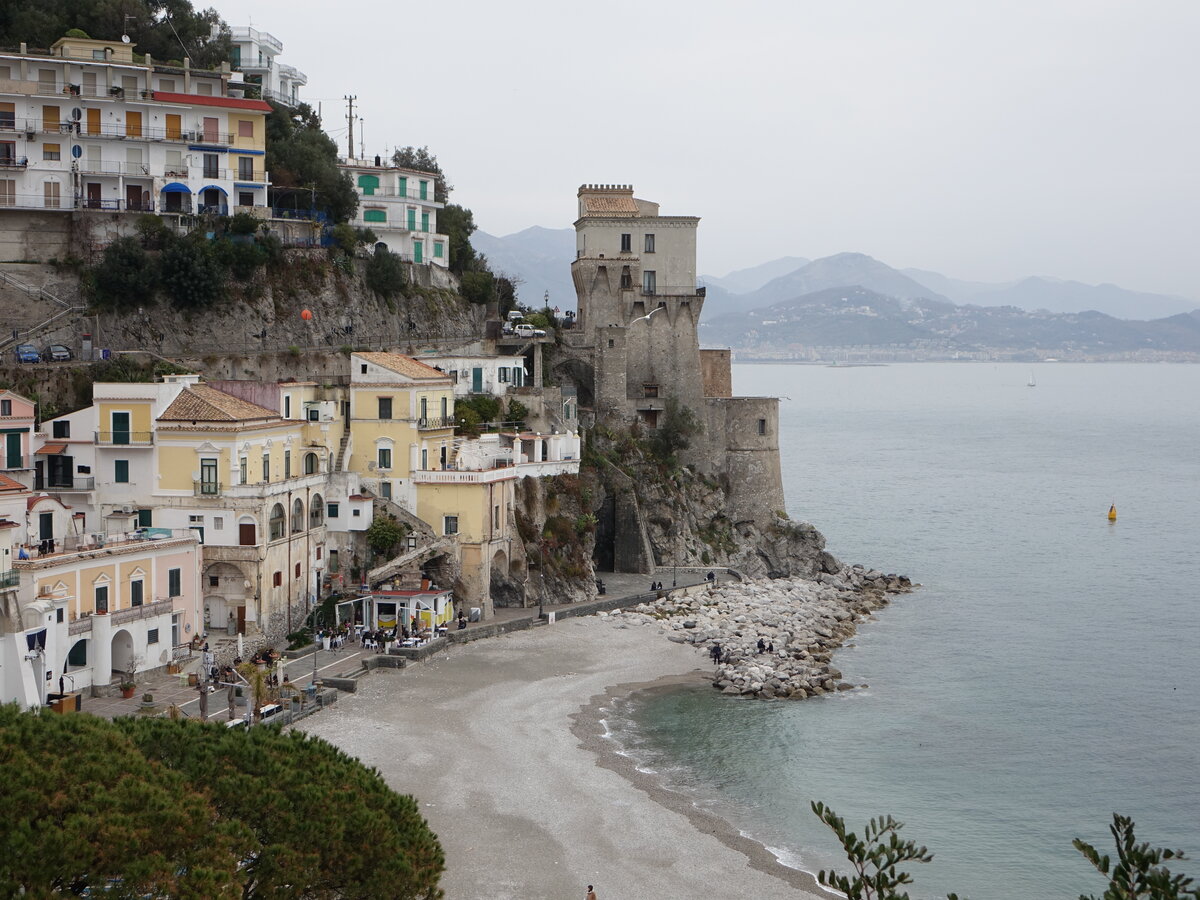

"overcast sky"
[211, 1, 1198, 298]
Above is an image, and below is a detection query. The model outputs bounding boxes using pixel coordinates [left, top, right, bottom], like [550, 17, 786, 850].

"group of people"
[649, 581, 669, 592]
[707, 636, 774, 666]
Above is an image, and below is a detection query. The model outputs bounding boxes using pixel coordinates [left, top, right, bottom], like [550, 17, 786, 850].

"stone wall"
[700, 349, 732, 398]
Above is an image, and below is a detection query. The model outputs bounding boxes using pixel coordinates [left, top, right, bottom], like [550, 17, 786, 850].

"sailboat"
[1027, 373, 1036, 388]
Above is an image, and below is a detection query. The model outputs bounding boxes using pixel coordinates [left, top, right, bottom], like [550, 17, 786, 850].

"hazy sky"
[211, 1, 1198, 298]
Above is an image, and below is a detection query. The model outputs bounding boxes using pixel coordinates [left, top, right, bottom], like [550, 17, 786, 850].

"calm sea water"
[611, 363, 1200, 900]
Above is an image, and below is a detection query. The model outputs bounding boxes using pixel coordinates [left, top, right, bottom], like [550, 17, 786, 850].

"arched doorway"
[111, 629, 134, 677]
[204, 562, 249, 635]
[490, 547, 523, 608]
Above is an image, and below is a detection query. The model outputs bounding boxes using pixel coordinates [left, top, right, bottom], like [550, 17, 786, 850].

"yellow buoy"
[1108, 504, 1117, 522]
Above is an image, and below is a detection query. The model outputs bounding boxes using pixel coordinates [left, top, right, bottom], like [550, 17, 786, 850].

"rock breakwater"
[605, 567, 914, 700]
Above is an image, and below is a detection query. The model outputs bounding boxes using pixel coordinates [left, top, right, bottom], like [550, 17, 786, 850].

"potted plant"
[119, 679, 136, 699]
[140, 692, 155, 709]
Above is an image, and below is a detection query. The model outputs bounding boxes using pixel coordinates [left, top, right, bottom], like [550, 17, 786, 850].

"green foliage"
[367, 514, 410, 557]
[391, 146, 451, 202]
[458, 269, 493, 305]
[366, 247, 407, 299]
[506, 399, 529, 429]
[159, 236, 224, 309]
[811, 801, 961, 900]
[118, 716, 445, 899]
[228, 212, 259, 236]
[134, 213, 171, 250]
[63, 27, 90, 38]
[439, 203, 478, 275]
[90, 236, 156, 309]
[331, 223, 358, 254]
[0, 704, 247, 898]
[646, 399, 702, 468]
[1075, 814, 1200, 900]
[215, 239, 268, 279]
[265, 102, 358, 223]
[455, 396, 501, 435]
[525, 311, 550, 328]
[0, 2, 233, 71]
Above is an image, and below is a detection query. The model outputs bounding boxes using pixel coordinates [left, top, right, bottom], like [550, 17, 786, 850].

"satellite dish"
[121, 34, 131, 43]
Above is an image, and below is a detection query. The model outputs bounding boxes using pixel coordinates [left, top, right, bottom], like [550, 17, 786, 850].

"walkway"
[83, 568, 730, 721]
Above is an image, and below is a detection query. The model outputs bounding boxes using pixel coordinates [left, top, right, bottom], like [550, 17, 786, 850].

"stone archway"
[204, 562, 249, 635]
[111, 629, 134, 677]
[489, 547, 524, 609]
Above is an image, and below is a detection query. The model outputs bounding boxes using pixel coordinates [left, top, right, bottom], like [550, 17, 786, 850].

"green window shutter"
[420, 212, 429, 233]
[398, 176, 407, 198]
[114, 460, 129, 483]
[419, 180, 428, 200]
[357, 174, 380, 196]
[137, 509, 152, 527]
[364, 209, 386, 223]
[413, 240, 423, 264]
[433, 242, 444, 258]
[407, 208, 416, 231]
[169, 568, 181, 597]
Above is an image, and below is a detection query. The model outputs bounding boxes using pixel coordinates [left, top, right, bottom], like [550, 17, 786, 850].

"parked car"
[14, 344, 39, 363]
[42, 344, 72, 362]
[513, 323, 547, 338]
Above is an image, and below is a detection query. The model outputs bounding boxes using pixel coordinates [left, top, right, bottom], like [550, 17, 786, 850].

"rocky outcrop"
[606, 566, 914, 700]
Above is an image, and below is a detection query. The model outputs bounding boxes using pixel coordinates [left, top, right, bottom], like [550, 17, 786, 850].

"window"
[493, 505, 500, 529]
[52, 420, 69, 438]
[644, 233, 656, 253]
[114, 459, 129, 483]
[327, 502, 339, 518]
[43, 180, 60, 208]
[498, 368, 509, 383]
[269, 503, 285, 540]
[444, 515, 458, 535]
[238, 119, 254, 138]
[757, 418, 767, 435]
[419, 179, 428, 200]
[434, 242, 444, 258]
[283, 395, 291, 418]
[159, 77, 175, 91]
[364, 208, 386, 223]
[238, 191, 254, 207]
[377, 447, 392, 469]
[43, 143, 61, 161]
[238, 156, 254, 180]
[0, 399, 9, 416]
[381, 481, 391, 499]
[203, 153, 219, 179]
[352, 508, 361, 517]
[0, 178, 14, 207]
[291, 498, 304, 533]
[239, 456, 247, 484]
[199, 457, 218, 494]
[168, 568, 181, 597]
[262, 453, 270, 482]
[57, 607, 63, 623]
[378, 397, 392, 420]
[147, 628, 159, 644]
[620, 233, 631, 253]
[94, 585, 108, 613]
[273, 571, 282, 587]
[0, 102, 13, 129]
[130, 579, 143, 607]
[304, 452, 318, 475]
[213, 516, 224, 530]
[642, 270, 657, 294]
[308, 407, 319, 422]
[284, 450, 291, 478]
[360, 363, 368, 374]
[189, 515, 204, 524]
[316, 546, 323, 560]
[295, 562, 301, 578]
[209, 575, 219, 587]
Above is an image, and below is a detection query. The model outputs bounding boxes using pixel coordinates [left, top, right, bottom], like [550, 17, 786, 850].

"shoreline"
[570, 670, 831, 896]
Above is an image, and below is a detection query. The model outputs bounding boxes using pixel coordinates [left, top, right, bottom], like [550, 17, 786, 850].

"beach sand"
[300, 615, 829, 900]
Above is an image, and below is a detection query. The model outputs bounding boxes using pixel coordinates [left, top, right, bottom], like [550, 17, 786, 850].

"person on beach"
[757, 637, 766, 653]
[586, 886, 597, 900]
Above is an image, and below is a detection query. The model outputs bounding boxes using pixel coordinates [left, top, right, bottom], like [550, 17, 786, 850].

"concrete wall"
[0, 211, 73, 262]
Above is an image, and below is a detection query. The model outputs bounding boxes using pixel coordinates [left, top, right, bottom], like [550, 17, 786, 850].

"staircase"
[334, 431, 351, 472]
[367, 537, 456, 586]
[0, 269, 88, 353]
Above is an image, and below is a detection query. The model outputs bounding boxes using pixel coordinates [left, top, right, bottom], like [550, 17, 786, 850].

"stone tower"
[571, 184, 785, 530]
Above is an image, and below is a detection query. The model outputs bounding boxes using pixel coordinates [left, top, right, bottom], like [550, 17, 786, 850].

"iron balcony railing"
[78, 198, 156, 212]
[40, 476, 96, 491]
[94, 430, 155, 445]
[194, 480, 222, 497]
[0, 569, 19, 588]
[639, 285, 706, 297]
[417, 416, 456, 430]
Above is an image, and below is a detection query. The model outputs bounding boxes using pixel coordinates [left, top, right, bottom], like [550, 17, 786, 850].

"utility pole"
[344, 95, 357, 159]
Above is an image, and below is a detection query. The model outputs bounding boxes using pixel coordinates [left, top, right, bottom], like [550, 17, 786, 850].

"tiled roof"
[159, 385, 279, 423]
[0, 473, 26, 492]
[357, 352, 449, 381]
[35, 442, 67, 455]
[581, 194, 639, 215]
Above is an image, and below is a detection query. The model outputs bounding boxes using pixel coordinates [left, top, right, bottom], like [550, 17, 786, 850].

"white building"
[227, 26, 308, 107]
[339, 158, 449, 266]
[0, 33, 271, 241]
[421, 353, 529, 397]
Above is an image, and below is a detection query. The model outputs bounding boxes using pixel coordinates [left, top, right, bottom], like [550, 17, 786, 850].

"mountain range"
[471, 227, 1199, 354]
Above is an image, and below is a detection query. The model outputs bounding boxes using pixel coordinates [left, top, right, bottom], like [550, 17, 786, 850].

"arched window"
[310, 493, 324, 527]
[291, 498, 304, 533]
[304, 452, 318, 475]
[269, 503, 285, 540]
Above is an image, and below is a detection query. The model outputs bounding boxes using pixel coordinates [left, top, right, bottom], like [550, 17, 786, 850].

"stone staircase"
[334, 431, 351, 472]
[0, 268, 88, 353]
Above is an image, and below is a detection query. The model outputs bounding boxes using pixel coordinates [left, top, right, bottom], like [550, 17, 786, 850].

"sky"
[210, 0, 1199, 299]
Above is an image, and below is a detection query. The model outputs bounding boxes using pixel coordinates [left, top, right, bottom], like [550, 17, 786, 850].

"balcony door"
[111, 411, 130, 445]
[4, 432, 20, 468]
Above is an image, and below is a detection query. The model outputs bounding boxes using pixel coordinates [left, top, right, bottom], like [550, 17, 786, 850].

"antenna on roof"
[121, 14, 134, 43]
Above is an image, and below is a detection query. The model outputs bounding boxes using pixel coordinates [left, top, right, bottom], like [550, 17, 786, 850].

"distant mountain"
[737, 253, 950, 313]
[700, 256, 810, 295]
[699, 285, 1200, 358]
[901, 268, 1011, 303]
[970, 277, 1196, 320]
[470, 226, 577, 309]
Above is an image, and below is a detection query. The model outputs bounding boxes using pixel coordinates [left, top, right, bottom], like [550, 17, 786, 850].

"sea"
[606, 362, 1200, 900]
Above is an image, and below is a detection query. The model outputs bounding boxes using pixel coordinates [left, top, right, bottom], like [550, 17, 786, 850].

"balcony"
[639, 285, 705, 297]
[0, 156, 28, 169]
[0, 570, 19, 588]
[417, 416, 456, 430]
[109, 597, 174, 626]
[412, 466, 517, 485]
[94, 430, 154, 445]
[14, 528, 196, 565]
[194, 480, 222, 497]
[39, 476, 95, 492]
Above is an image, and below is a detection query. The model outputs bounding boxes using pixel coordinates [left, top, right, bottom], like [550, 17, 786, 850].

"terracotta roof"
[159, 385, 279, 423]
[0, 519, 18, 529]
[35, 442, 67, 455]
[152, 91, 272, 112]
[357, 352, 450, 381]
[581, 194, 639, 216]
[0, 473, 27, 492]
[28, 496, 68, 510]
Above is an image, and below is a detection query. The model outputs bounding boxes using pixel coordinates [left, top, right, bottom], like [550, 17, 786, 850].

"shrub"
[366, 247, 406, 298]
[331, 223, 358, 254]
[228, 212, 259, 236]
[160, 237, 224, 309]
[459, 270, 494, 305]
[90, 237, 157, 309]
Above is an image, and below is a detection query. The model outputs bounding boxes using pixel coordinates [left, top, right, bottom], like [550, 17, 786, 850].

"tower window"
[620, 233, 631, 253]
[757, 418, 767, 435]
[644, 233, 655, 252]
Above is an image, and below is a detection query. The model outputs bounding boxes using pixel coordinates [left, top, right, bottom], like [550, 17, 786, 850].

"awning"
[35, 442, 67, 455]
[161, 182, 192, 194]
[199, 184, 228, 196]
